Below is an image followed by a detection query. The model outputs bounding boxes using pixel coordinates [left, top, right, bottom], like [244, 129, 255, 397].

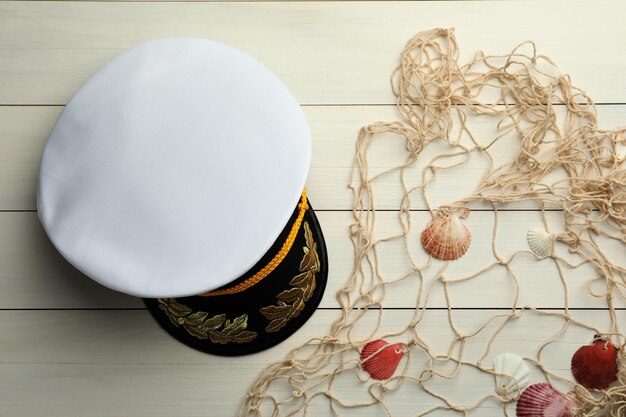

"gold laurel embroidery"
[157, 298, 258, 344]
[260, 221, 320, 333]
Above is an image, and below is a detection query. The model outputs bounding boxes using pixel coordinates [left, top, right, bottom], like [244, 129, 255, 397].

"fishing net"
[241, 28, 626, 417]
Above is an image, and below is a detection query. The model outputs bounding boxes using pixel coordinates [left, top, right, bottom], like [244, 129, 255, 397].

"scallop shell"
[360, 339, 406, 381]
[516, 383, 577, 417]
[571, 338, 618, 390]
[527, 228, 553, 257]
[613, 127, 626, 159]
[494, 353, 530, 398]
[421, 208, 471, 261]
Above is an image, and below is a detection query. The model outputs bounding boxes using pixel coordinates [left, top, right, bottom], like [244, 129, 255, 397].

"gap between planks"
[0, 307, 622, 311]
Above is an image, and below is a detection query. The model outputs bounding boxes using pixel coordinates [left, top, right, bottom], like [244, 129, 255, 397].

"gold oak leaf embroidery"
[157, 298, 258, 344]
[260, 221, 320, 333]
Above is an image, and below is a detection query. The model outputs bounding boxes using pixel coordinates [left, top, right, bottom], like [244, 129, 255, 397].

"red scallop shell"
[516, 383, 576, 417]
[359, 339, 405, 380]
[571, 339, 618, 390]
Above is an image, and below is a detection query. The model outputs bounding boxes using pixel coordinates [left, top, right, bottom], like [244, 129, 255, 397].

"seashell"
[516, 383, 577, 417]
[613, 127, 626, 160]
[494, 353, 530, 398]
[527, 227, 554, 257]
[360, 339, 406, 380]
[571, 337, 618, 390]
[421, 208, 471, 261]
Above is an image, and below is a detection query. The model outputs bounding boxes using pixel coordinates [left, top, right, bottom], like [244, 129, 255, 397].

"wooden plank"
[18, 0, 344, 1]
[2, 105, 626, 211]
[0, 106, 59, 211]
[1, 210, 623, 309]
[1, 1, 626, 104]
[0, 309, 614, 416]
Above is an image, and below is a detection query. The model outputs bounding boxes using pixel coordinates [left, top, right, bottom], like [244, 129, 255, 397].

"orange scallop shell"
[571, 338, 618, 390]
[421, 208, 471, 261]
[516, 383, 576, 417]
[360, 339, 406, 381]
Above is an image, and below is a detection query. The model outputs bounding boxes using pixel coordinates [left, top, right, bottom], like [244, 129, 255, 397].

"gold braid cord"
[200, 191, 308, 297]
[241, 28, 626, 417]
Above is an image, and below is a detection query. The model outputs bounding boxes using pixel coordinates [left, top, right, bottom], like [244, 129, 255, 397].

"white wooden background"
[1, 1, 625, 416]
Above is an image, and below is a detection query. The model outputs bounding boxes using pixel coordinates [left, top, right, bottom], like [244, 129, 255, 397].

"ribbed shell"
[516, 383, 576, 417]
[527, 228, 553, 257]
[421, 208, 471, 261]
[571, 339, 618, 390]
[360, 339, 406, 381]
[494, 353, 530, 397]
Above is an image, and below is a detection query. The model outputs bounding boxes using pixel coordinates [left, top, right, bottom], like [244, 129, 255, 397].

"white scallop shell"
[421, 208, 471, 261]
[493, 353, 530, 398]
[526, 227, 553, 257]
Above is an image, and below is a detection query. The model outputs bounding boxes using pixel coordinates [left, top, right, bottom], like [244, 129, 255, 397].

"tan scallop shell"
[421, 208, 471, 261]
[527, 227, 553, 257]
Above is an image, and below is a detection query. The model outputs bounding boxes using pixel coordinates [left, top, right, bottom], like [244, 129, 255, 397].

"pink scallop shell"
[516, 383, 577, 417]
[360, 339, 406, 381]
[421, 208, 471, 261]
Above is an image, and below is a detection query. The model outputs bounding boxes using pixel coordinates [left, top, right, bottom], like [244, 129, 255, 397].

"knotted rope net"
[241, 28, 626, 417]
